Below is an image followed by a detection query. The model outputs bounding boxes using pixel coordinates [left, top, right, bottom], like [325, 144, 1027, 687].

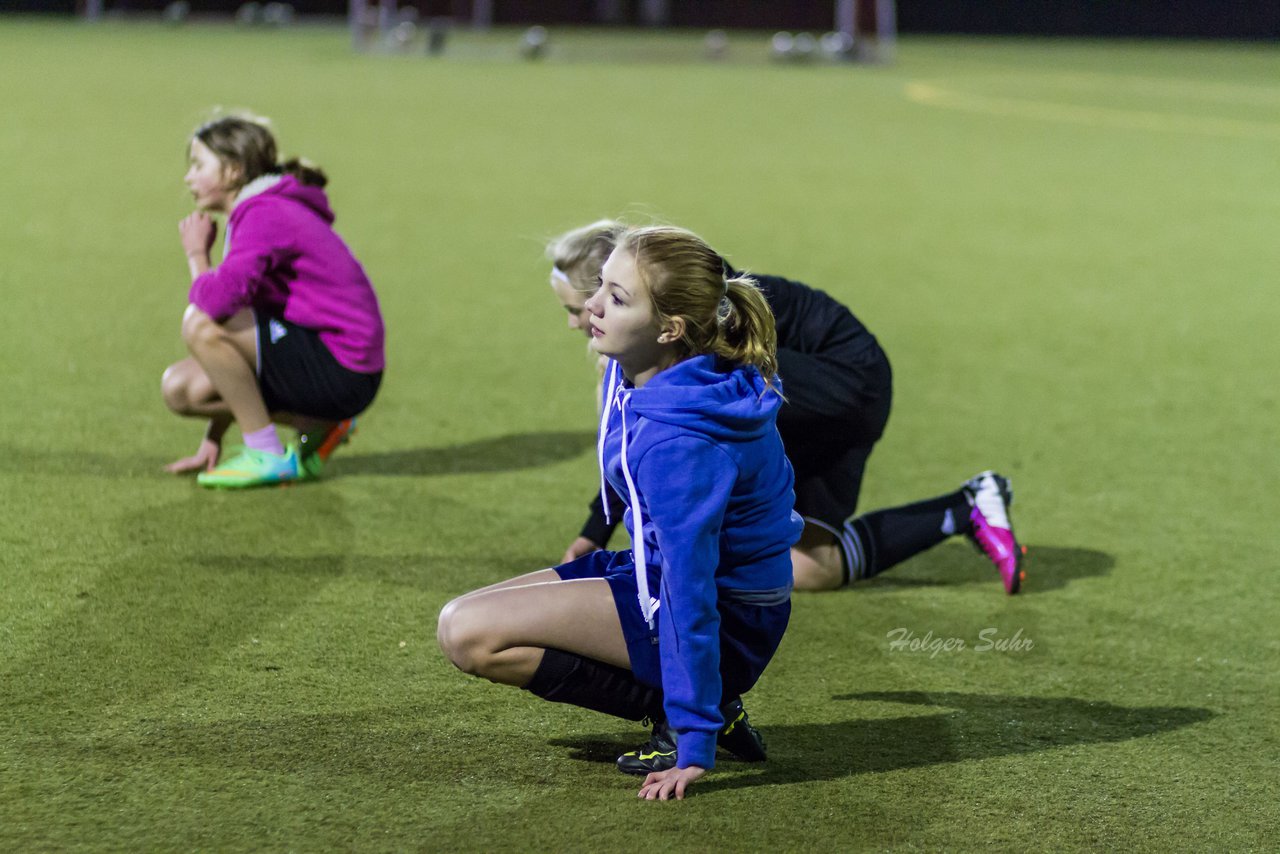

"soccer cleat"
[717, 696, 767, 762]
[616, 698, 767, 775]
[616, 720, 677, 776]
[197, 445, 303, 489]
[298, 418, 356, 479]
[963, 471, 1024, 594]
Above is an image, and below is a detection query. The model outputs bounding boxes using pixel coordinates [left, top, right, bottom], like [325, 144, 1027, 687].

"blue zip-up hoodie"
[597, 354, 803, 770]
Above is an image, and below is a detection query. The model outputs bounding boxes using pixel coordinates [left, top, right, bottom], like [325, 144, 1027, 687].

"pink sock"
[243, 424, 285, 456]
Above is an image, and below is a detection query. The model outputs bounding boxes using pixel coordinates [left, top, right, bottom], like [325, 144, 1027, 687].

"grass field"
[2, 17, 1278, 851]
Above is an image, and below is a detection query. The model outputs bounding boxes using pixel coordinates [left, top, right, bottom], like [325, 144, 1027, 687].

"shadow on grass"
[336, 430, 596, 476]
[1, 491, 356, 731]
[856, 542, 1114, 594]
[10, 691, 1214, 790]
[0, 430, 595, 479]
[0, 443, 170, 477]
[552, 691, 1215, 790]
[8, 705, 497, 787]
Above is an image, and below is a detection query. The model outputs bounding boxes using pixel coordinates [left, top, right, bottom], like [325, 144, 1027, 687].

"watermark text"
[885, 627, 1035, 657]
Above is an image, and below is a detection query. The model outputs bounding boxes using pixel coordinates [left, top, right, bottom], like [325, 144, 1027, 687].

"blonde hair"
[192, 112, 327, 191]
[618, 225, 779, 387]
[546, 219, 628, 294]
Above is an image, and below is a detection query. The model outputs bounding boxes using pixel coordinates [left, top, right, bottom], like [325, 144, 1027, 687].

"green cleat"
[299, 449, 325, 481]
[197, 445, 303, 489]
[298, 418, 357, 480]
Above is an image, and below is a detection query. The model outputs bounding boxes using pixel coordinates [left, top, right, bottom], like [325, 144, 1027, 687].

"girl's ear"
[658, 316, 685, 345]
[221, 162, 244, 189]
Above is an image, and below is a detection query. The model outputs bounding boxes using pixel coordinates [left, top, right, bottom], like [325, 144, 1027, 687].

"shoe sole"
[315, 419, 356, 462]
[198, 476, 300, 490]
[966, 474, 1026, 594]
[993, 476, 1026, 594]
[1005, 545, 1026, 595]
[616, 754, 675, 776]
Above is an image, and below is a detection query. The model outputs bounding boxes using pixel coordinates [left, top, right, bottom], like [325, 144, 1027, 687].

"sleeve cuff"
[676, 730, 717, 770]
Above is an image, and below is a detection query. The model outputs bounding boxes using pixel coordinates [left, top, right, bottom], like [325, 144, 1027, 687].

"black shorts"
[255, 313, 382, 421]
[775, 342, 893, 527]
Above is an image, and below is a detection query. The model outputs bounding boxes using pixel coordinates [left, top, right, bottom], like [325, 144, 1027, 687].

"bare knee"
[161, 364, 189, 413]
[181, 306, 226, 353]
[437, 597, 494, 677]
[161, 359, 214, 416]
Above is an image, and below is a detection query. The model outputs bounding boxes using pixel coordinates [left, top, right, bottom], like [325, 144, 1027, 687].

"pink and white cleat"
[963, 471, 1025, 594]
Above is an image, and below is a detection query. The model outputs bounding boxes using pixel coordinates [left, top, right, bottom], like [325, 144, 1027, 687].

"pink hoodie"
[188, 174, 385, 374]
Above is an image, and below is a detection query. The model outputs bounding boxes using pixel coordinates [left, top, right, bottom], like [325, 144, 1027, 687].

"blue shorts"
[554, 549, 791, 698]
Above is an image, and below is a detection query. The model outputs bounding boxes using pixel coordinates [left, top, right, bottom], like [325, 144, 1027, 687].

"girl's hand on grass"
[165, 438, 221, 474]
[561, 537, 602, 564]
[638, 765, 705, 801]
[179, 212, 217, 260]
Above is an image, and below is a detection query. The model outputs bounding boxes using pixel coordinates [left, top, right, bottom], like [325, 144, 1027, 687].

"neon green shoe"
[299, 451, 324, 481]
[197, 445, 303, 489]
[298, 418, 357, 480]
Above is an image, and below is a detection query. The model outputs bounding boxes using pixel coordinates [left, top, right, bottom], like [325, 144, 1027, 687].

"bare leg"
[181, 305, 270, 433]
[160, 356, 235, 473]
[437, 577, 628, 687]
[791, 523, 844, 592]
[161, 355, 333, 472]
[161, 357, 230, 418]
[162, 357, 324, 436]
[448, 568, 562, 602]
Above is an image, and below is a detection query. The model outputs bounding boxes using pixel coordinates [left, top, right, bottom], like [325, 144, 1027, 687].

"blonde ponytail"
[719, 274, 779, 385]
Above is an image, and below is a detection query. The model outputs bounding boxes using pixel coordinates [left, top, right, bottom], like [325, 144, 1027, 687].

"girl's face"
[585, 249, 675, 379]
[184, 139, 239, 212]
[550, 271, 594, 339]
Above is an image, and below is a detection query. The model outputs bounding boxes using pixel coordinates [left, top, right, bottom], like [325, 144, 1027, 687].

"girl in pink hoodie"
[161, 114, 385, 488]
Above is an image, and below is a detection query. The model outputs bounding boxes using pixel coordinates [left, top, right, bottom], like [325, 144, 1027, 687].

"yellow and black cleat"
[616, 722, 677, 776]
[615, 698, 767, 775]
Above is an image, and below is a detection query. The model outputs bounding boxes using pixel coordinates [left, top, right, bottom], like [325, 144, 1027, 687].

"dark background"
[8, 0, 1280, 39]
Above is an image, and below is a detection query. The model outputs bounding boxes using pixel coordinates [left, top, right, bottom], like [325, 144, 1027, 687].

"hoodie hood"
[234, 173, 335, 224]
[625, 354, 782, 442]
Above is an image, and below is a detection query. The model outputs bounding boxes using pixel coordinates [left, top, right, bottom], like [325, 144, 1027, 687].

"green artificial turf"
[1, 18, 1277, 851]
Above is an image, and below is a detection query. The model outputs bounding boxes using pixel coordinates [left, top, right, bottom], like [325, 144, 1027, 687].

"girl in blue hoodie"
[438, 226, 803, 801]
[547, 220, 1023, 597]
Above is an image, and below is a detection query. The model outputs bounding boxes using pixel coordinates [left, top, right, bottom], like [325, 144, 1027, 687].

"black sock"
[524, 648, 663, 722]
[840, 489, 972, 580]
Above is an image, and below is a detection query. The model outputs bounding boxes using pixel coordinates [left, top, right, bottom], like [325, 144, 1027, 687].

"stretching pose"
[439, 226, 803, 800]
[161, 113, 384, 488]
[547, 220, 1024, 594]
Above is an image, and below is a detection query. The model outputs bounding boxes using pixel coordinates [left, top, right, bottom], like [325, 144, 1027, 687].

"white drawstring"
[617, 391, 655, 628]
[597, 360, 620, 526]
[595, 359, 656, 628]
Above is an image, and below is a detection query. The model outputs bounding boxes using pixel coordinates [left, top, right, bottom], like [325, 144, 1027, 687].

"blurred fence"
[8, 0, 1280, 38]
